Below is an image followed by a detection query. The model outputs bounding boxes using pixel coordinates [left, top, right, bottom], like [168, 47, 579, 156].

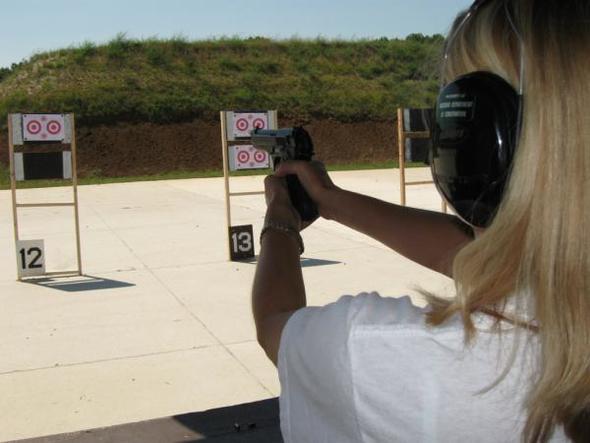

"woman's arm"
[276, 161, 473, 277]
[253, 163, 474, 364]
[323, 189, 472, 276]
[252, 176, 306, 366]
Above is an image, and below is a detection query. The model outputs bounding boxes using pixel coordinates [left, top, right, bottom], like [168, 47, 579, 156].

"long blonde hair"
[427, 1, 590, 441]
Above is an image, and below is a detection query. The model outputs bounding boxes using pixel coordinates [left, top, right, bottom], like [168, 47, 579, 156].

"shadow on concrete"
[237, 255, 341, 268]
[16, 398, 282, 443]
[300, 257, 341, 268]
[26, 275, 135, 293]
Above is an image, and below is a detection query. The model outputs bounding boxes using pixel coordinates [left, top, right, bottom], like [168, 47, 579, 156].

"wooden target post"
[397, 107, 447, 212]
[8, 113, 83, 280]
[220, 110, 278, 261]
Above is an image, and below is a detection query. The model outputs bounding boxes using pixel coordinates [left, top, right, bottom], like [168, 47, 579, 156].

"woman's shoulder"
[347, 292, 428, 327]
[289, 292, 462, 334]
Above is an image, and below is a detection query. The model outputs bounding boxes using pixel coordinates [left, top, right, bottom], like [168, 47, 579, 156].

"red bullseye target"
[26, 120, 42, 135]
[253, 118, 266, 129]
[236, 118, 249, 131]
[46, 120, 62, 135]
[237, 151, 250, 164]
[254, 150, 267, 163]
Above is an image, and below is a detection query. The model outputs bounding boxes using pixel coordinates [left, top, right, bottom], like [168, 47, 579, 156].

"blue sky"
[1, 0, 472, 69]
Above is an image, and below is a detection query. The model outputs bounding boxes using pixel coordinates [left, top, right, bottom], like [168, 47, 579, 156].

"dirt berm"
[0, 119, 398, 177]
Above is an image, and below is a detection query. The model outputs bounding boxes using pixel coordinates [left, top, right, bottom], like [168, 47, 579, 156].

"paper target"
[252, 118, 266, 129]
[26, 120, 42, 135]
[229, 145, 270, 171]
[235, 118, 249, 132]
[46, 120, 62, 135]
[237, 150, 251, 164]
[231, 112, 269, 138]
[22, 114, 66, 142]
[253, 150, 267, 163]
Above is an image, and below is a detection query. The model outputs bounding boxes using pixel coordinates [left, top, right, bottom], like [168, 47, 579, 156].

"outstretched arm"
[253, 162, 474, 365]
[252, 175, 305, 366]
[276, 161, 473, 277]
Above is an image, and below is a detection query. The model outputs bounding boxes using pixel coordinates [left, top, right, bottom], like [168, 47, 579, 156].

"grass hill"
[0, 34, 443, 126]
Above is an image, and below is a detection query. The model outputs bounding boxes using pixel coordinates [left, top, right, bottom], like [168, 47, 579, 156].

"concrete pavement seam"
[88, 204, 275, 398]
[0, 345, 214, 376]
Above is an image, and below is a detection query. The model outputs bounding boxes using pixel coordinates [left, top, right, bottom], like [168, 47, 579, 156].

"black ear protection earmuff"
[430, 0, 524, 228]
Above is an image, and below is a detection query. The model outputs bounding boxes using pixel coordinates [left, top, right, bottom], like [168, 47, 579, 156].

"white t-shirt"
[278, 292, 568, 443]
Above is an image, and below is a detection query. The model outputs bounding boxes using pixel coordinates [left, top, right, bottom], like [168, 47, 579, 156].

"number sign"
[229, 225, 255, 261]
[16, 239, 46, 278]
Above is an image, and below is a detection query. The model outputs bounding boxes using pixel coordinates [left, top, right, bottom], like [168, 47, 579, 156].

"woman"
[252, 1, 589, 441]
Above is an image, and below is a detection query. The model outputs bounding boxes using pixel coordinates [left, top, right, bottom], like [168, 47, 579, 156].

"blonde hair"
[427, 1, 590, 441]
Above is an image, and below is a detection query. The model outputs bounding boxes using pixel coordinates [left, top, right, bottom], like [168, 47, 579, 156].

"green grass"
[0, 35, 443, 126]
[0, 160, 426, 190]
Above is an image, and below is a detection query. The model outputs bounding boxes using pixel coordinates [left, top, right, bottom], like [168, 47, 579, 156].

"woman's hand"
[274, 160, 339, 220]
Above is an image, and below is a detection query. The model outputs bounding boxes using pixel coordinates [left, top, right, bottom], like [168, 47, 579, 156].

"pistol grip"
[286, 174, 319, 222]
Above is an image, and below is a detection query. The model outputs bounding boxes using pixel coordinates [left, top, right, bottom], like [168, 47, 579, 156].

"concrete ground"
[0, 167, 453, 442]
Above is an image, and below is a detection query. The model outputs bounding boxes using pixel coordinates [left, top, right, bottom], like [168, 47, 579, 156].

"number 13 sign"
[229, 225, 255, 261]
[16, 239, 46, 278]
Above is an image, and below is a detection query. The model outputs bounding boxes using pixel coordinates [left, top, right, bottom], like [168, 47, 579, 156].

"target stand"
[220, 110, 278, 261]
[7, 113, 83, 281]
[396, 108, 447, 212]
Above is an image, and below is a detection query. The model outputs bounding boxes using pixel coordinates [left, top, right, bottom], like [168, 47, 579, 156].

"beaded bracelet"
[260, 221, 304, 255]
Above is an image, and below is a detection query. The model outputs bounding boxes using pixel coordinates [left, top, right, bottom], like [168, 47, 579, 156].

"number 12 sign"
[229, 225, 255, 261]
[16, 239, 46, 278]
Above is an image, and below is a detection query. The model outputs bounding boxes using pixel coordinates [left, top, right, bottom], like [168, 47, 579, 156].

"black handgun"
[250, 126, 319, 222]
